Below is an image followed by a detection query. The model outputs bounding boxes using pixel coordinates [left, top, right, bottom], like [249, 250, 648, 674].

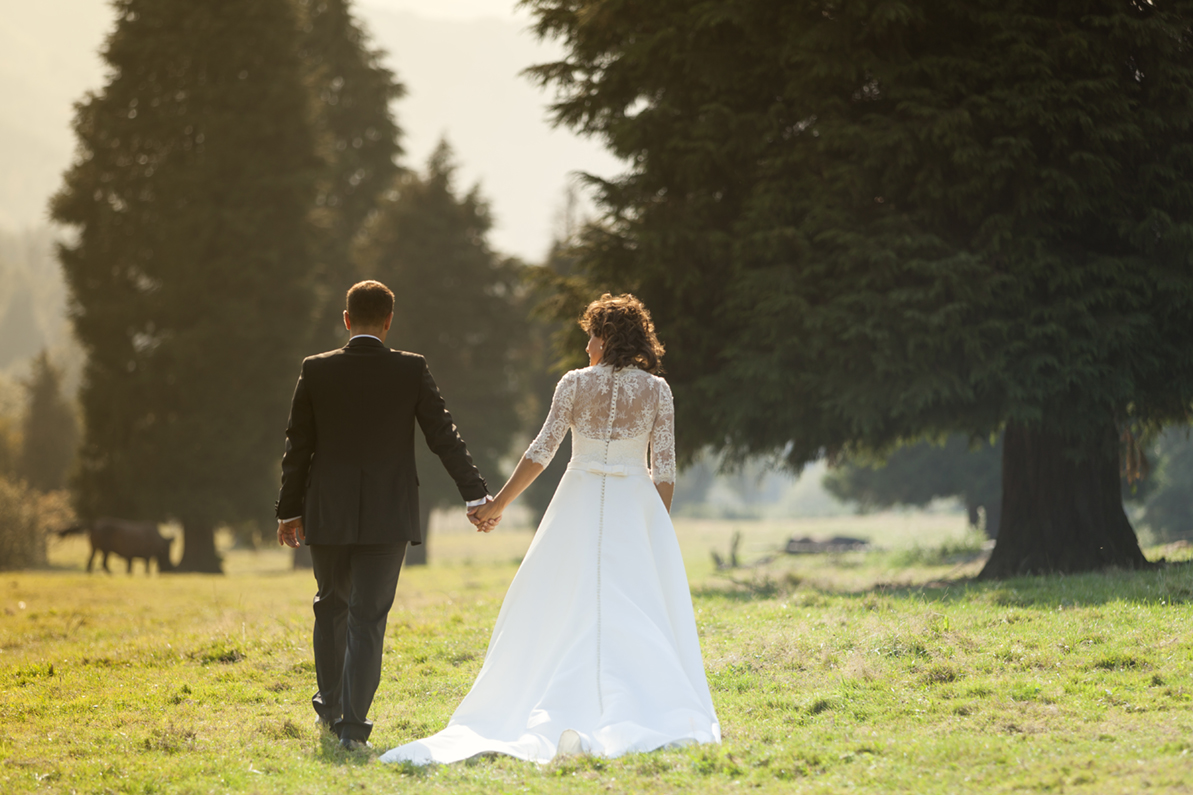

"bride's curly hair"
[580, 293, 665, 374]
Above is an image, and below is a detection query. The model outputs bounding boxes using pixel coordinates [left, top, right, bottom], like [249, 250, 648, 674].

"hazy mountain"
[0, 0, 620, 260]
[0, 226, 80, 396]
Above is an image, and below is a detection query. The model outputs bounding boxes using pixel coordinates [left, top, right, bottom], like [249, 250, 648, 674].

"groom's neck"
[350, 328, 387, 342]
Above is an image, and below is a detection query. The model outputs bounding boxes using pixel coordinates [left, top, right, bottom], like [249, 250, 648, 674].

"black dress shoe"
[340, 737, 372, 752]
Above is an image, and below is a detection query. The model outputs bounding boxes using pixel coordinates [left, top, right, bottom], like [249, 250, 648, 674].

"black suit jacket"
[275, 336, 487, 545]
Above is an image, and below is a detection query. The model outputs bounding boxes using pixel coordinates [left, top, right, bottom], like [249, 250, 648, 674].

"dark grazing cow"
[57, 519, 175, 574]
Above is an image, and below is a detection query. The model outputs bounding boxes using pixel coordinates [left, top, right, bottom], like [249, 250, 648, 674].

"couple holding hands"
[276, 280, 719, 763]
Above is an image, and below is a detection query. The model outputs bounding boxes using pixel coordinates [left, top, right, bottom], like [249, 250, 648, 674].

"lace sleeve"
[524, 372, 577, 467]
[650, 377, 676, 485]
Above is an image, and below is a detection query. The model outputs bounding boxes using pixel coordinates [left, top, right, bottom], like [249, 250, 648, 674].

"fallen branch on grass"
[784, 536, 870, 554]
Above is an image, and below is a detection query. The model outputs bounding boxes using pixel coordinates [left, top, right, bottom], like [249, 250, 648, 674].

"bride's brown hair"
[580, 293, 665, 374]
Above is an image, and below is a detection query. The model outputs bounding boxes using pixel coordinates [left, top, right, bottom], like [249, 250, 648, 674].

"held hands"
[467, 458, 538, 534]
[277, 517, 305, 548]
[467, 496, 503, 533]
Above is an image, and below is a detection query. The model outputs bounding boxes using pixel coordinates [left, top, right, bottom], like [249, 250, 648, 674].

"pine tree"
[52, 0, 321, 572]
[19, 351, 79, 493]
[524, 0, 1193, 576]
[355, 141, 526, 564]
[298, 0, 404, 348]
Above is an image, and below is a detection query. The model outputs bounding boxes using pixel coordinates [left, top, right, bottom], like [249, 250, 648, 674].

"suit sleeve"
[276, 361, 315, 520]
[415, 359, 489, 501]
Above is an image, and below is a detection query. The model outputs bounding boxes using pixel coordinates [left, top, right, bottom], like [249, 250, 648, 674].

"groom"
[275, 279, 491, 750]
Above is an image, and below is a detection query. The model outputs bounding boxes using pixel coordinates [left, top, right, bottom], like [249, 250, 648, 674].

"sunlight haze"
[367, 0, 531, 22]
[0, 0, 618, 261]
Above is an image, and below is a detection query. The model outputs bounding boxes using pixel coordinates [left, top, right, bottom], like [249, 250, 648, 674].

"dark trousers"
[309, 543, 405, 742]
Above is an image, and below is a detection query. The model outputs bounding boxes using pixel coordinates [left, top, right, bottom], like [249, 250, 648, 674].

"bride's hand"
[472, 500, 503, 533]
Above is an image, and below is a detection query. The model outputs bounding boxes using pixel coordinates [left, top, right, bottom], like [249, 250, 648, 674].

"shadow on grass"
[693, 555, 1193, 609]
[314, 729, 385, 767]
[379, 751, 533, 778]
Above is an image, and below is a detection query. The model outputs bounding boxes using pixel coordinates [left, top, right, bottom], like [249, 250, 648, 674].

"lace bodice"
[524, 364, 676, 485]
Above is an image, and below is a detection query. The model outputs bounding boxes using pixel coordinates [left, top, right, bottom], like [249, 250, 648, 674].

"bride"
[380, 293, 720, 764]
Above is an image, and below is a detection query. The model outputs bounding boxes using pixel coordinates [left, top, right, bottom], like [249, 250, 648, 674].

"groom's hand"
[466, 495, 488, 528]
[277, 517, 305, 548]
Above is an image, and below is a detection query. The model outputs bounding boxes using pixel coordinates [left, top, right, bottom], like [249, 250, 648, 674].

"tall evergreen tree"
[19, 351, 79, 493]
[355, 141, 525, 564]
[524, 0, 1193, 576]
[298, 0, 404, 349]
[52, 0, 322, 571]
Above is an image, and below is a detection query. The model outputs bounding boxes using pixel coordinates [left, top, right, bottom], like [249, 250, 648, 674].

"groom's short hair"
[347, 280, 394, 327]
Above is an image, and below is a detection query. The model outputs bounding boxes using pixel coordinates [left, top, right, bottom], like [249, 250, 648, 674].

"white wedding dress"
[380, 363, 721, 764]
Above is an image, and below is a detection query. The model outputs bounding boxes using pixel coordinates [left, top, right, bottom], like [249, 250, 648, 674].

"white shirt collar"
[350, 334, 383, 343]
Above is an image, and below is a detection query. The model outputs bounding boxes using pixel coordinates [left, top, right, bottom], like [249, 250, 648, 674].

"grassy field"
[2, 513, 1192, 794]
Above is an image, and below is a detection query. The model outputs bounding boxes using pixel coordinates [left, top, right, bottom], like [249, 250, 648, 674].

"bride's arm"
[474, 457, 544, 527]
[473, 373, 576, 530]
[655, 481, 674, 513]
[650, 377, 677, 513]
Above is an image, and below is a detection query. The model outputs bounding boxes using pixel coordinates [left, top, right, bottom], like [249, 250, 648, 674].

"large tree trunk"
[404, 501, 434, 566]
[174, 521, 224, 573]
[979, 421, 1149, 579]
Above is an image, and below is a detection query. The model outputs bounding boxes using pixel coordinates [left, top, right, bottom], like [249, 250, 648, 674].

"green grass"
[2, 515, 1192, 794]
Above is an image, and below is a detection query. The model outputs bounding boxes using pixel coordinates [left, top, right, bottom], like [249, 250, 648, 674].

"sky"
[367, 0, 532, 22]
[355, 1, 623, 260]
[0, 0, 621, 262]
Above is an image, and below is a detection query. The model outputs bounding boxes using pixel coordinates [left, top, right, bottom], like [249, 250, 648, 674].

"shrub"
[0, 476, 73, 570]
[0, 414, 20, 479]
